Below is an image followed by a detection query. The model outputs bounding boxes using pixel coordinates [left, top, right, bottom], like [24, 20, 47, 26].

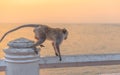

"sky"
[0, 0, 120, 23]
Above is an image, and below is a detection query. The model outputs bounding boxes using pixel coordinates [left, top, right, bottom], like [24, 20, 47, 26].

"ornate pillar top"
[4, 37, 40, 63]
[8, 37, 34, 48]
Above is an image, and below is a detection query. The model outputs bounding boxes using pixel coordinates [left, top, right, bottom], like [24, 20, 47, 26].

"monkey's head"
[62, 28, 68, 40]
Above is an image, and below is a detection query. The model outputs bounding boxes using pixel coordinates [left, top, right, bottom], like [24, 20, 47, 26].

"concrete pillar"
[4, 38, 40, 75]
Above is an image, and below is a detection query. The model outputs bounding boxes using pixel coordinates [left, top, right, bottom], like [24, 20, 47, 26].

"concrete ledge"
[39, 54, 120, 68]
[1, 54, 120, 71]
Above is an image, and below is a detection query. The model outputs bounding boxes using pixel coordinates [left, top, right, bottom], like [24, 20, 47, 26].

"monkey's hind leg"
[32, 36, 46, 54]
[52, 42, 58, 56]
[31, 47, 38, 54]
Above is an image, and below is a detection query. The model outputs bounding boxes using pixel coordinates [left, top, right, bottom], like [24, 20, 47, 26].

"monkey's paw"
[59, 58, 62, 61]
[55, 53, 58, 56]
[40, 45, 45, 47]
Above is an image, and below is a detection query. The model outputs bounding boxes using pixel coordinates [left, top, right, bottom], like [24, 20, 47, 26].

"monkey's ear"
[62, 28, 67, 34]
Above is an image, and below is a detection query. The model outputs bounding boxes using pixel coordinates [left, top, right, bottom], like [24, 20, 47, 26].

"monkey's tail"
[0, 24, 40, 42]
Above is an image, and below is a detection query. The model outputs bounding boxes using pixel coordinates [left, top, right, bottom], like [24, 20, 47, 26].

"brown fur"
[33, 25, 68, 61]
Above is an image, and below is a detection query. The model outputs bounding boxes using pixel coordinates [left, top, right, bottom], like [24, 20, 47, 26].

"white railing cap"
[7, 37, 34, 48]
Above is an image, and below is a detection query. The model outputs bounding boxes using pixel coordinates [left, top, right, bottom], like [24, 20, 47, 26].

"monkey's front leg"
[55, 43, 62, 61]
[52, 42, 58, 56]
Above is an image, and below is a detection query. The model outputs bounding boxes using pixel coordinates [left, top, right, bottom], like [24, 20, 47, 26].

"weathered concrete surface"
[0, 59, 6, 71]
[39, 54, 120, 68]
[1, 53, 120, 71]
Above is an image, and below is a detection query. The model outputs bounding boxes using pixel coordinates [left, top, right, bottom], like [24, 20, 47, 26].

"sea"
[0, 23, 120, 75]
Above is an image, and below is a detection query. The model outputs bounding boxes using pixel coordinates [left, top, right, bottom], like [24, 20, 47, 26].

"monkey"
[0, 24, 68, 61]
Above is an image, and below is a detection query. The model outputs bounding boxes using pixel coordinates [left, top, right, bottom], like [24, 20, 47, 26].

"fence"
[0, 38, 120, 75]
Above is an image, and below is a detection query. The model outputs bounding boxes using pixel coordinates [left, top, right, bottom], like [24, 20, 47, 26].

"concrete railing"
[1, 38, 120, 75]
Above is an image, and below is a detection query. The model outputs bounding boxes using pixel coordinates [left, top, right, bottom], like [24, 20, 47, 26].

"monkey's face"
[62, 28, 68, 40]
